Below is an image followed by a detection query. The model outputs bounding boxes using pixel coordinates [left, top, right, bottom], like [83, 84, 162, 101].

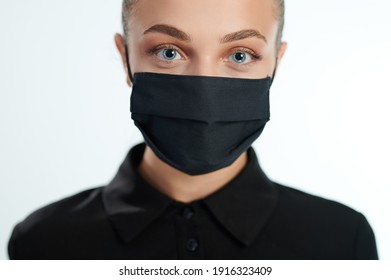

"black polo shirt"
[8, 142, 378, 259]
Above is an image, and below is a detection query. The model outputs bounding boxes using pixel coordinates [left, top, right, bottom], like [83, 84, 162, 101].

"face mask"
[125, 47, 276, 175]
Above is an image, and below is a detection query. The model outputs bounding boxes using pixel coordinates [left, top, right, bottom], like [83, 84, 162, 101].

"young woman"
[8, 0, 378, 259]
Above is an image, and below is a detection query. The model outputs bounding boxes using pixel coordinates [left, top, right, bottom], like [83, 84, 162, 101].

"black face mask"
[125, 47, 276, 175]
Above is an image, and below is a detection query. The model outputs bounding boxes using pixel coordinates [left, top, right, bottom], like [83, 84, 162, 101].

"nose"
[184, 56, 222, 77]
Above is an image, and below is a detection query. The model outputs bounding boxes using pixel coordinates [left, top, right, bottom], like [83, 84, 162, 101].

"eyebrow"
[143, 24, 267, 44]
[143, 24, 191, 42]
[220, 29, 268, 44]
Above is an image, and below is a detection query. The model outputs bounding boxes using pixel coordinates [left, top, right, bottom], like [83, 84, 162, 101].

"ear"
[276, 41, 288, 69]
[114, 33, 132, 87]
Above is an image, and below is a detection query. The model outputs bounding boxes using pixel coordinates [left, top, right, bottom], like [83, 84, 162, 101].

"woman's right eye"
[156, 48, 183, 61]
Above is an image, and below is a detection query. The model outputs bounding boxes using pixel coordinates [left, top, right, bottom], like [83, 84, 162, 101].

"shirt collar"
[103, 142, 279, 246]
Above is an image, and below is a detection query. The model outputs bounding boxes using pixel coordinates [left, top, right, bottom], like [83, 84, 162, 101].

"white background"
[0, 0, 390, 260]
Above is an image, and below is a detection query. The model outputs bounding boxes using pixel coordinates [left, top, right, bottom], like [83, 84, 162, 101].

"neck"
[136, 145, 248, 203]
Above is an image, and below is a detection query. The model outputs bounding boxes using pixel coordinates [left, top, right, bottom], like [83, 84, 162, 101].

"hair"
[122, 0, 285, 49]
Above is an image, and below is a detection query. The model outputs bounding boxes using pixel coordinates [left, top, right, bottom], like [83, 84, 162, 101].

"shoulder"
[270, 183, 378, 259]
[275, 183, 361, 219]
[8, 187, 106, 259]
[14, 187, 104, 232]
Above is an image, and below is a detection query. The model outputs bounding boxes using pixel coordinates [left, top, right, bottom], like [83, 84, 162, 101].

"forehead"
[129, 0, 278, 42]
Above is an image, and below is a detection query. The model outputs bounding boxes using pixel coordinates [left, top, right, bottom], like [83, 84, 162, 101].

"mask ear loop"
[124, 44, 134, 84]
[270, 57, 279, 85]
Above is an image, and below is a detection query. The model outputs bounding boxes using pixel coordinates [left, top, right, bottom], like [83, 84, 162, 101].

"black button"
[186, 238, 198, 252]
[182, 207, 194, 220]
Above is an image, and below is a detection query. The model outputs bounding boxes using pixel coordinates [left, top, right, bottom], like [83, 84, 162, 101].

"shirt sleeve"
[8, 223, 21, 260]
[353, 213, 379, 260]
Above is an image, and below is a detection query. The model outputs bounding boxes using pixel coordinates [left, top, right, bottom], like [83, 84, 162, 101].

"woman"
[8, 0, 378, 259]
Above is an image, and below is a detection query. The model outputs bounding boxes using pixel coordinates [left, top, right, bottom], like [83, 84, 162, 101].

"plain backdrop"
[1, 0, 390, 260]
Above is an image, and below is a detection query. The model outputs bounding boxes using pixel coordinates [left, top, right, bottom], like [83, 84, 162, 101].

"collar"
[102, 142, 279, 247]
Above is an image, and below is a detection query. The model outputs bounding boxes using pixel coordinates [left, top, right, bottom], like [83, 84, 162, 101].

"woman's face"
[118, 0, 286, 82]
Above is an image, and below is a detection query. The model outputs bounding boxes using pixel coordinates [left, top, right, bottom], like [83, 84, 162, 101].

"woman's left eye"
[229, 51, 253, 64]
[156, 48, 183, 61]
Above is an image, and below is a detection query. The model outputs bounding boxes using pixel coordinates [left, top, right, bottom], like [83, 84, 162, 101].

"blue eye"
[156, 48, 182, 61]
[229, 52, 252, 64]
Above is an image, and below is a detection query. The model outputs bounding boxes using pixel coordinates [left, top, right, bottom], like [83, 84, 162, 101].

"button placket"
[174, 203, 202, 259]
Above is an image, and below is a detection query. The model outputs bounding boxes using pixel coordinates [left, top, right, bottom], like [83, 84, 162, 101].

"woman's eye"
[156, 48, 182, 61]
[229, 51, 253, 64]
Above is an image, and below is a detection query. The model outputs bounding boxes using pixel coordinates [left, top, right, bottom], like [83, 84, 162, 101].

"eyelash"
[146, 44, 263, 66]
[147, 44, 184, 59]
[229, 47, 263, 66]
